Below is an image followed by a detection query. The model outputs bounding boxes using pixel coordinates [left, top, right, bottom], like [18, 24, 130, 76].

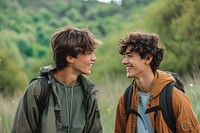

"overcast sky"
[98, 0, 122, 4]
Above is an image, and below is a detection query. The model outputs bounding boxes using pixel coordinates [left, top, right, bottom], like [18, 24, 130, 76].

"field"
[0, 74, 200, 133]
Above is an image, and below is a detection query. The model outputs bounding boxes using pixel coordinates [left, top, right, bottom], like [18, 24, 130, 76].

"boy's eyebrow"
[124, 51, 133, 55]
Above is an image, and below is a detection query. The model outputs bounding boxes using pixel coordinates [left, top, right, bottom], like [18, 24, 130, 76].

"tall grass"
[0, 93, 20, 133]
[0, 73, 199, 133]
[182, 71, 200, 118]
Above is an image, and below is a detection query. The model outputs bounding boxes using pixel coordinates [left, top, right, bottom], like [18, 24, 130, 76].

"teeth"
[126, 67, 131, 72]
[89, 64, 93, 68]
[126, 67, 131, 70]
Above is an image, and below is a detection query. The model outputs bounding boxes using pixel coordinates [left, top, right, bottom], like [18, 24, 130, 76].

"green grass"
[0, 74, 200, 133]
[182, 73, 200, 119]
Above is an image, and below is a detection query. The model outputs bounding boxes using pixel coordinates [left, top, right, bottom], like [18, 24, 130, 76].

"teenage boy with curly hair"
[114, 32, 200, 133]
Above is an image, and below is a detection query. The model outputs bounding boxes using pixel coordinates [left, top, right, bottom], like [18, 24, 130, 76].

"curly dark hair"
[118, 32, 165, 72]
[51, 26, 102, 70]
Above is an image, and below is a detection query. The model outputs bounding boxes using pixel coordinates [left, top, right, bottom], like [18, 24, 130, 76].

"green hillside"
[0, 0, 200, 94]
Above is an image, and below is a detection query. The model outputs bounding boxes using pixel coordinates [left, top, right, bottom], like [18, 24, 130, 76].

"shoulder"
[172, 87, 200, 132]
[172, 87, 193, 117]
[172, 87, 191, 109]
[26, 78, 42, 100]
[118, 92, 127, 111]
[118, 83, 134, 108]
[172, 87, 189, 103]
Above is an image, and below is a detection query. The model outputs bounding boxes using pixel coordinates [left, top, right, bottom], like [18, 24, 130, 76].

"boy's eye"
[127, 54, 133, 57]
[125, 54, 133, 58]
[123, 53, 134, 58]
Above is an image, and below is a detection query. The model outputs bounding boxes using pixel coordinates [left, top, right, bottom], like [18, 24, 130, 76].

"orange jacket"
[114, 70, 200, 133]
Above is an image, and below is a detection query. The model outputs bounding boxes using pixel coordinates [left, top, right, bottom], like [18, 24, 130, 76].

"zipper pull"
[148, 95, 153, 107]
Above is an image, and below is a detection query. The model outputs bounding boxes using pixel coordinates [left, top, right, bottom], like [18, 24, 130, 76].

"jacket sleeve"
[11, 80, 41, 133]
[114, 94, 127, 133]
[172, 88, 200, 132]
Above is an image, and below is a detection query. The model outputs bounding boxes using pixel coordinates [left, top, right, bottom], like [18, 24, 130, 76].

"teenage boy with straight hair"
[114, 32, 200, 133]
[12, 26, 102, 133]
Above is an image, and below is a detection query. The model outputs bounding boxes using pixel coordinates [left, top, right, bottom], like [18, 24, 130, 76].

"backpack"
[28, 73, 51, 131]
[29, 74, 51, 115]
[29, 65, 55, 113]
[124, 71, 184, 132]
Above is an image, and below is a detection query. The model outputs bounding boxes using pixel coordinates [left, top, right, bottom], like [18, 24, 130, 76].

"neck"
[54, 68, 79, 86]
[135, 71, 154, 93]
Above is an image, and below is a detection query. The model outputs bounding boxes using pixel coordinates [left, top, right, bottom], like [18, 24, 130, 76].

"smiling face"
[51, 26, 102, 71]
[70, 51, 97, 75]
[118, 32, 165, 73]
[122, 46, 150, 78]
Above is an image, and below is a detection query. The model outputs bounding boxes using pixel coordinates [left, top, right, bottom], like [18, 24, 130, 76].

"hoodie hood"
[150, 70, 175, 98]
[39, 64, 56, 74]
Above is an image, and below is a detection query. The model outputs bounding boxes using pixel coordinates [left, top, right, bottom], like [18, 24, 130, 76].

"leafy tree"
[122, 0, 152, 8]
[0, 51, 27, 95]
[146, 0, 200, 75]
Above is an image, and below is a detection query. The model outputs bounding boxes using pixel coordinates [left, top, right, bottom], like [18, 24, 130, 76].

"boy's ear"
[66, 55, 74, 63]
[145, 54, 153, 64]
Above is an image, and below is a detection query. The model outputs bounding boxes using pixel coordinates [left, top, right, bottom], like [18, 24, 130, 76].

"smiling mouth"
[126, 67, 132, 72]
[89, 63, 94, 68]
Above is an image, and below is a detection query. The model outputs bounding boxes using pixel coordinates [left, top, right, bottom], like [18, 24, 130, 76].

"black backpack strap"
[145, 105, 161, 133]
[145, 106, 160, 114]
[37, 75, 51, 112]
[30, 75, 51, 113]
[29, 74, 51, 130]
[124, 81, 134, 119]
[160, 82, 176, 132]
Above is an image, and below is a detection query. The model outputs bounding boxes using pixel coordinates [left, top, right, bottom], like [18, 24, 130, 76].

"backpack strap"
[29, 74, 51, 130]
[145, 82, 176, 132]
[37, 75, 51, 112]
[160, 82, 176, 132]
[124, 79, 177, 132]
[124, 80, 134, 119]
[30, 75, 51, 113]
[124, 80, 148, 128]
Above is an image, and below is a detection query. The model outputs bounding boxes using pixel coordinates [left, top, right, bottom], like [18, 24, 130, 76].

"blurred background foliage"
[0, 0, 200, 95]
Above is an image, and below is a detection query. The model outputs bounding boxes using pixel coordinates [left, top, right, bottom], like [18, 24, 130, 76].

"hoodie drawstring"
[66, 86, 74, 133]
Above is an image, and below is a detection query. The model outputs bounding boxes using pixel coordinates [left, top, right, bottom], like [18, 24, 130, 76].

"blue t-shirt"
[136, 89, 153, 133]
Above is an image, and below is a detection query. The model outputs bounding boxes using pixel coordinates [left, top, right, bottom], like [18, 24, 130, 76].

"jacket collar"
[79, 75, 97, 96]
[134, 70, 175, 98]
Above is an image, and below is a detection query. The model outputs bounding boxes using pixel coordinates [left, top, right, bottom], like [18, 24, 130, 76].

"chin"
[83, 71, 91, 75]
[126, 74, 130, 78]
[85, 72, 90, 75]
[126, 74, 133, 78]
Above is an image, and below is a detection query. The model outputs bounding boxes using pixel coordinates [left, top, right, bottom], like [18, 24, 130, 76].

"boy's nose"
[122, 57, 128, 64]
[91, 53, 97, 61]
